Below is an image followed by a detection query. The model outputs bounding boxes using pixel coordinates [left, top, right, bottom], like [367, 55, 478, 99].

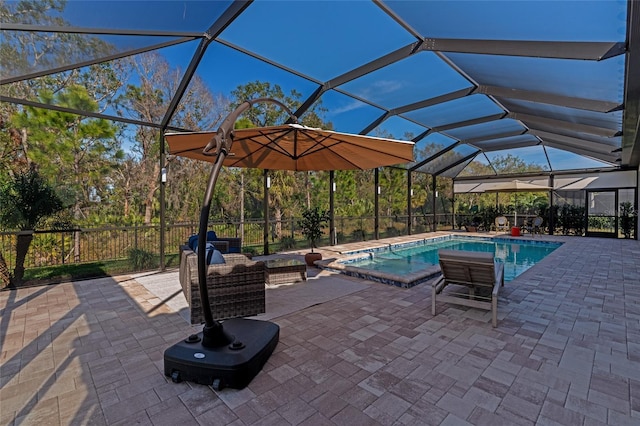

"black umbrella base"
[164, 318, 279, 390]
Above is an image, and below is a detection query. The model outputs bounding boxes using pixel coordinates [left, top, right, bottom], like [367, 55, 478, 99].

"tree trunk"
[74, 230, 81, 263]
[144, 163, 160, 225]
[14, 231, 34, 283]
[305, 172, 311, 209]
[239, 172, 245, 239]
[0, 251, 10, 288]
[274, 208, 283, 240]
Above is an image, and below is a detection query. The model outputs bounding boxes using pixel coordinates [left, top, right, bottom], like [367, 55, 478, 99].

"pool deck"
[1, 232, 640, 425]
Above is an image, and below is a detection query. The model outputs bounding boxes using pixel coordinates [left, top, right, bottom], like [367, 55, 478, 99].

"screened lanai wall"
[2, 0, 640, 262]
[453, 169, 639, 238]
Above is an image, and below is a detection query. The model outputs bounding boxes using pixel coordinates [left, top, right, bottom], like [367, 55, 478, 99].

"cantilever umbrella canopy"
[483, 180, 553, 226]
[165, 123, 415, 171]
[483, 180, 552, 193]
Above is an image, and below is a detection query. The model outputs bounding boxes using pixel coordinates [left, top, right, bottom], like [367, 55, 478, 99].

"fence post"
[134, 223, 138, 251]
[61, 232, 65, 265]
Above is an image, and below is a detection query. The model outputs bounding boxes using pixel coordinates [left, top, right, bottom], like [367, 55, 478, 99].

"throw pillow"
[208, 247, 225, 264]
[188, 234, 198, 251]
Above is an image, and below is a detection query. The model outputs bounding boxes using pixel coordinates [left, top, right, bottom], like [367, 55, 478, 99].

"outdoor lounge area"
[1, 233, 639, 425]
[2, 1, 640, 425]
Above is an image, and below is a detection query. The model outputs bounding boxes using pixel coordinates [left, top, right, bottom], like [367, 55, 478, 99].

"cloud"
[330, 99, 366, 115]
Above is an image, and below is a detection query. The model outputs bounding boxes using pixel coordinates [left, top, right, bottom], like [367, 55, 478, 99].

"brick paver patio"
[1, 233, 639, 425]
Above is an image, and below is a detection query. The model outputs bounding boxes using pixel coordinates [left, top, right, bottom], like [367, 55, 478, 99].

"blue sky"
[46, 0, 628, 172]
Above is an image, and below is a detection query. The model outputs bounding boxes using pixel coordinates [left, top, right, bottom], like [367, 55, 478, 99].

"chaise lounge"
[432, 249, 505, 327]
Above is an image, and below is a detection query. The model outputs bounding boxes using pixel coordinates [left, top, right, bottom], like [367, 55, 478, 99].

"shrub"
[128, 248, 156, 271]
[279, 236, 296, 250]
[620, 202, 637, 239]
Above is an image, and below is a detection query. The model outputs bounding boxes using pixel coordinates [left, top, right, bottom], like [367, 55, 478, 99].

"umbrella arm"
[203, 97, 298, 155]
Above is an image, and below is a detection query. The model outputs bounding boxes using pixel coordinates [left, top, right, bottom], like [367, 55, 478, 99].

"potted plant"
[620, 201, 637, 239]
[298, 206, 329, 266]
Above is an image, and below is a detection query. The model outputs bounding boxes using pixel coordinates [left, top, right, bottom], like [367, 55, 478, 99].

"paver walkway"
[1, 233, 639, 425]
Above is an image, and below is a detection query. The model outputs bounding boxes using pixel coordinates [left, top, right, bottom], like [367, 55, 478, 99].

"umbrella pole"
[197, 148, 234, 347]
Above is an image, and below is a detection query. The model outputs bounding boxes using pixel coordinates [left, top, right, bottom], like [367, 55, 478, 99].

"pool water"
[348, 237, 561, 282]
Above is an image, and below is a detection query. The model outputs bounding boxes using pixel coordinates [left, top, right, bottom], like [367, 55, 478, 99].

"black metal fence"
[0, 214, 454, 271]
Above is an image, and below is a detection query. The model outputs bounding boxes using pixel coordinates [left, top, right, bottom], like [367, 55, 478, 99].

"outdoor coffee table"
[264, 258, 307, 286]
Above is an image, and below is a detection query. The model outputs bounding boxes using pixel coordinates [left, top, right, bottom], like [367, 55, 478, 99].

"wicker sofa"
[179, 245, 266, 324]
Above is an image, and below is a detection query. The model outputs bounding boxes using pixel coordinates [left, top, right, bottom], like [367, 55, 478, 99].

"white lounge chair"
[432, 249, 505, 327]
[525, 216, 544, 236]
[494, 216, 509, 233]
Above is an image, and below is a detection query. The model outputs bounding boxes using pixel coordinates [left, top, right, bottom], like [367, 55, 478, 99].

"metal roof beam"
[431, 113, 505, 132]
[0, 23, 204, 38]
[289, 85, 325, 124]
[525, 124, 622, 146]
[373, 0, 423, 40]
[325, 42, 422, 89]
[432, 151, 480, 176]
[409, 142, 460, 172]
[477, 85, 622, 113]
[455, 130, 526, 145]
[420, 38, 625, 61]
[507, 112, 620, 138]
[542, 141, 618, 164]
[0, 95, 185, 131]
[455, 167, 625, 182]
[529, 129, 620, 153]
[294, 42, 425, 121]
[160, 0, 252, 129]
[1, 37, 196, 85]
[392, 87, 474, 115]
[472, 138, 540, 152]
[360, 112, 392, 136]
[622, 0, 640, 166]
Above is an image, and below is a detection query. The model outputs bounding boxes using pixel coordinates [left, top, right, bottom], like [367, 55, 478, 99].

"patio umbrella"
[163, 98, 415, 389]
[165, 124, 414, 171]
[483, 180, 552, 226]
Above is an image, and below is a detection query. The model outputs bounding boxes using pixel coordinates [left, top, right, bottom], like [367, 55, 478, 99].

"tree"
[227, 81, 329, 238]
[117, 52, 227, 224]
[298, 207, 329, 252]
[12, 85, 121, 219]
[0, 168, 65, 283]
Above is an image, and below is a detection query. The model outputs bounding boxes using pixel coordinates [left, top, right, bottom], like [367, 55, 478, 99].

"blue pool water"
[347, 236, 561, 282]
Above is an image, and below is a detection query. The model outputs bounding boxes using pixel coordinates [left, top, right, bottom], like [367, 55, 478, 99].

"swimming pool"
[325, 235, 562, 288]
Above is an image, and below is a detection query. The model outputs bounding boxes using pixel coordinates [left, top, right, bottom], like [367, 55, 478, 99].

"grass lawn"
[15, 253, 180, 287]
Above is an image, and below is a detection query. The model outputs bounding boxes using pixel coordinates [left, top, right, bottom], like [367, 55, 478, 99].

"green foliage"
[242, 246, 258, 257]
[384, 226, 400, 237]
[351, 228, 367, 242]
[128, 248, 156, 271]
[9, 84, 121, 224]
[588, 216, 614, 232]
[0, 168, 65, 230]
[558, 205, 586, 236]
[279, 236, 296, 251]
[478, 206, 499, 230]
[298, 207, 329, 252]
[620, 202, 637, 239]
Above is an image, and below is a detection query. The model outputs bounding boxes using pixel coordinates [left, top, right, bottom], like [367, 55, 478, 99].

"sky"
[20, 0, 630, 173]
